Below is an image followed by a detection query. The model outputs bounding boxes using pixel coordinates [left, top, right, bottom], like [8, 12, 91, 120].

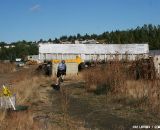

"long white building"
[39, 43, 149, 62]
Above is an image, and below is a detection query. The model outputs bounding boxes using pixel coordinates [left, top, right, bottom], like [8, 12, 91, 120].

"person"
[46, 61, 52, 76]
[56, 60, 67, 85]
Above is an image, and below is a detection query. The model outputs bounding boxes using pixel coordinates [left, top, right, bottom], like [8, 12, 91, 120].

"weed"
[83, 59, 160, 115]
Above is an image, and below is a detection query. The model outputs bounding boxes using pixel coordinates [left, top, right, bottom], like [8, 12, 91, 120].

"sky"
[0, 0, 160, 43]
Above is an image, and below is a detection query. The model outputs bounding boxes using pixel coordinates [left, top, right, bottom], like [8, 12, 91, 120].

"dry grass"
[83, 62, 128, 93]
[83, 61, 160, 115]
[0, 62, 16, 74]
[11, 76, 43, 104]
[0, 67, 88, 130]
[0, 109, 70, 130]
[0, 69, 49, 130]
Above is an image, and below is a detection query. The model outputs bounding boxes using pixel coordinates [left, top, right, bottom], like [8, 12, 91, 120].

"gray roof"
[149, 50, 160, 56]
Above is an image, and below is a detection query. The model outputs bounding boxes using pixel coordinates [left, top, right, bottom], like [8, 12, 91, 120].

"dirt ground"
[0, 67, 160, 130]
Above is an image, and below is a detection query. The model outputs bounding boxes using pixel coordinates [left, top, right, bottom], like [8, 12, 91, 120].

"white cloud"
[30, 4, 40, 12]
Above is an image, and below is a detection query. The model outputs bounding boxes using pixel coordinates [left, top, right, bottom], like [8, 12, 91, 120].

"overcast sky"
[0, 0, 160, 43]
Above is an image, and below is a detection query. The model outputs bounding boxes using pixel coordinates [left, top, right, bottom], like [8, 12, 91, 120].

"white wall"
[39, 53, 148, 62]
[154, 55, 160, 77]
[39, 43, 149, 62]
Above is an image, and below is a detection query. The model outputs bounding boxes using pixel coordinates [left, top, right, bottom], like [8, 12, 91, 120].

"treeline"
[0, 24, 160, 60]
[55, 24, 160, 50]
[0, 41, 38, 61]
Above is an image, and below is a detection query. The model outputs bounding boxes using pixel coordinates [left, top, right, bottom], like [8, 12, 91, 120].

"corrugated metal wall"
[38, 43, 149, 62]
[39, 53, 148, 62]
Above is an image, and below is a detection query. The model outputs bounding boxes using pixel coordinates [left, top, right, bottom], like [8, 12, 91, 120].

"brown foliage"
[83, 60, 160, 114]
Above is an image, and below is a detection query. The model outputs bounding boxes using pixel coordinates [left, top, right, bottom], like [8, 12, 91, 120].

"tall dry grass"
[83, 62, 128, 93]
[0, 67, 88, 130]
[0, 69, 48, 130]
[83, 60, 160, 114]
[0, 62, 16, 74]
[0, 66, 52, 129]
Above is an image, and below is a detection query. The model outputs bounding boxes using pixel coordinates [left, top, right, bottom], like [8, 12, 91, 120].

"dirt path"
[60, 81, 134, 130]
[29, 78, 160, 130]
[1, 71, 159, 130]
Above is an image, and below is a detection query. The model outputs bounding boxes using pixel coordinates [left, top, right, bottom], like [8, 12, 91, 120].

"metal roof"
[149, 50, 160, 56]
[39, 43, 149, 54]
